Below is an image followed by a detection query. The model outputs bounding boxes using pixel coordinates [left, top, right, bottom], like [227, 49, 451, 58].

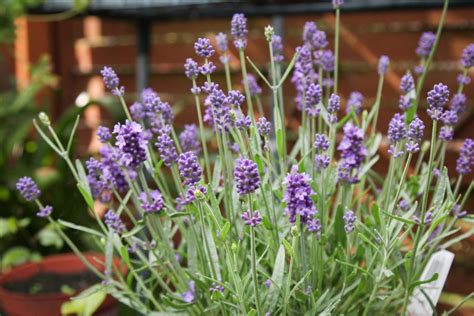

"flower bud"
[38, 112, 51, 126]
[194, 188, 206, 201]
[264, 25, 274, 42]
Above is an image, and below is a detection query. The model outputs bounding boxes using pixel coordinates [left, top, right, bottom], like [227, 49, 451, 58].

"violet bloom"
[100, 66, 124, 96]
[303, 22, 318, 47]
[178, 151, 202, 186]
[378, 55, 390, 75]
[450, 93, 467, 115]
[456, 138, 474, 175]
[406, 117, 425, 154]
[231, 13, 248, 49]
[457, 74, 471, 86]
[176, 185, 207, 210]
[343, 210, 356, 233]
[104, 210, 126, 234]
[155, 132, 178, 167]
[264, 279, 271, 289]
[333, 0, 344, 8]
[16, 176, 41, 201]
[439, 110, 458, 141]
[319, 50, 335, 72]
[210, 282, 225, 294]
[228, 90, 245, 107]
[182, 281, 196, 303]
[346, 91, 364, 115]
[400, 73, 415, 94]
[272, 35, 284, 63]
[113, 120, 148, 168]
[215, 32, 228, 53]
[315, 155, 330, 172]
[399, 199, 410, 212]
[130, 102, 145, 121]
[416, 32, 436, 57]
[283, 166, 317, 225]
[307, 218, 322, 235]
[427, 83, 449, 121]
[37, 205, 53, 218]
[139, 190, 163, 213]
[305, 83, 322, 117]
[314, 134, 329, 152]
[194, 38, 215, 58]
[328, 93, 340, 123]
[295, 45, 313, 77]
[257, 117, 271, 137]
[236, 115, 251, 130]
[98, 145, 129, 192]
[246, 74, 262, 96]
[179, 124, 201, 154]
[184, 58, 200, 79]
[387, 113, 407, 157]
[241, 210, 263, 227]
[461, 43, 474, 69]
[337, 123, 367, 183]
[86, 158, 109, 203]
[451, 204, 467, 218]
[97, 126, 111, 143]
[199, 61, 216, 76]
[234, 157, 260, 195]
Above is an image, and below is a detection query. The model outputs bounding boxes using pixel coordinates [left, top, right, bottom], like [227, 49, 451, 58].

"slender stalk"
[333, 6, 341, 95]
[240, 49, 256, 123]
[192, 79, 212, 181]
[250, 227, 261, 315]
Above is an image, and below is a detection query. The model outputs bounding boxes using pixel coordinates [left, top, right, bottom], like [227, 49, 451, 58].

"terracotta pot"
[0, 252, 126, 316]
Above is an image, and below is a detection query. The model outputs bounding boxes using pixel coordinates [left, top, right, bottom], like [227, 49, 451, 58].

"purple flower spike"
[264, 279, 271, 289]
[333, 0, 344, 8]
[346, 91, 364, 115]
[307, 218, 322, 234]
[305, 83, 322, 117]
[199, 61, 216, 76]
[337, 123, 367, 183]
[130, 102, 145, 121]
[427, 83, 449, 121]
[457, 74, 471, 86]
[400, 73, 415, 94]
[184, 58, 200, 79]
[450, 93, 467, 115]
[343, 210, 356, 233]
[247, 74, 262, 96]
[388, 113, 407, 157]
[451, 204, 468, 218]
[180, 124, 201, 154]
[139, 190, 164, 213]
[456, 138, 474, 175]
[104, 210, 126, 234]
[315, 154, 330, 172]
[257, 117, 271, 136]
[406, 117, 425, 153]
[303, 22, 318, 47]
[100, 66, 124, 96]
[231, 13, 248, 49]
[314, 134, 329, 152]
[215, 32, 228, 53]
[378, 55, 390, 75]
[272, 35, 284, 62]
[194, 38, 215, 58]
[113, 120, 148, 168]
[416, 32, 436, 57]
[283, 166, 317, 225]
[155, 131, 178, 167]
[328, 93, 340, 123]
[234, 157, 260, 195]
[210, 282, 225, 294]
[399, 96, 412, 112]
[178, 151, 202, 186]
[241, 210, 263, 227]
[16, 176, 41, 201]
[97, 126, 112, 143]
[37, 205, 53, 218]
[228, 90, 245, 107]
[461, 43, 474, 69]
[182, 281, 196, 303]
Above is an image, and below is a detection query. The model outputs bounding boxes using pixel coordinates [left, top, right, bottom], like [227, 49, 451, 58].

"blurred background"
[0, 0, 473, 314]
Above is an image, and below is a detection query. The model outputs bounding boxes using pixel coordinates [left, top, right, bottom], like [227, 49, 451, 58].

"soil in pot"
[3, 270, 101, 295]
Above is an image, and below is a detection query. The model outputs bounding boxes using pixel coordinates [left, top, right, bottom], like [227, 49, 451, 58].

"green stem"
[333, 7, 341, 95]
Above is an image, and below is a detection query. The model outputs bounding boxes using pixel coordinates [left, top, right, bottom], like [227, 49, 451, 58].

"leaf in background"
[1, 247, 32, 270]
[62, 284, 106, 316]
[38, 224, 63, 249]
[334, 205, 347, 247]
[266, 245, 285, 313]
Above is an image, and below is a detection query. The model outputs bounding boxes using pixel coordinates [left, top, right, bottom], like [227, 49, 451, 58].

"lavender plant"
[16, 1, 474, 314]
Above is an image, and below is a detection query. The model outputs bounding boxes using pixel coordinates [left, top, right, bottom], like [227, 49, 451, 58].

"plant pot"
[0, 252, 125, 316]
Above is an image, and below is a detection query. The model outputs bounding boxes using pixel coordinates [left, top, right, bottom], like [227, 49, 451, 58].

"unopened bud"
[264, 26, 274, 42]
[38, 112, 51, 126]
[194, 188, 206, 201]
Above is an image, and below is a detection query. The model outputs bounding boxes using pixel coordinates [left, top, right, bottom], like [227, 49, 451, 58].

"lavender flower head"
[231, 13, 248, 49]
[37, 205, 53, 218]
[182, 281, 196, 303]
[178, 151, 202, 186]
[450, 93, 467, 115]
[456, 138, 474, 175]
[305, 83, 322, 117]
[155, 131, 178, 167]
[457, 74, 471, 86]
[400, 73, 415, 95]
[210, 283, 225, 294]
[439, 110, 458, 141]
[215, 32, 228, 53]
[387, 113, 407, 157]
[97, 126, 111, 143]
[104, 210, 126, 234]
[257, 117, 271, 137]
[130, 102, 145, 121]
[337, 123, 367, 183]
[314, 134, 330, 171]
[241, 210, 263, 227]
[416, 32, 436, 57]
[378, 55, 390, 75]
[314, 134, 329, 152]
[247, 74, 262, 96]
[283, 166, 317, 225]
[113, 120, 148, 168]
[406, 117, 425, 153]
[328, 93, 340, 123]
[303, 22, 318, 47]
[461, 43, 474, 69]
[343, 210, 356, 233]
[100, 66, 124, 96]
[179, 124, 201, 154]
[16, 176, 41, 201]
[139, 190, 164, 213]
[184, 58, 200, 79]
[194, 38, 215, 58]
[333, 0, 344, 8]
[307, 218, 322, 234]
[346, 91, 364, 115]
[234, 157, 260, 195]
[426, 83, 449, 121]
[227, 90, 245, 107]
[272, 35, 284, 62]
